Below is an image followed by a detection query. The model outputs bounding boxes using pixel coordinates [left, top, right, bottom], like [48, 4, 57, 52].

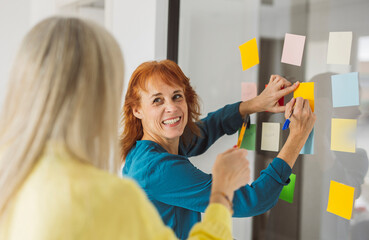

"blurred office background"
[1, 1, 368, 239]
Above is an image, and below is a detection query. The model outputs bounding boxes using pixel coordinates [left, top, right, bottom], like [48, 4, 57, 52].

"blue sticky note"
[300, 128, 314, 154]
[331, 72, 360, 108]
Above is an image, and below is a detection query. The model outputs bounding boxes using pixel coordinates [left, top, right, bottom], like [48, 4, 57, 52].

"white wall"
[30, 0, 56, 26]
[111, 0, 168, 96]
[0, 0, 57, 112]
[0, 0, 31, 111]
[0, 0, 168, 108]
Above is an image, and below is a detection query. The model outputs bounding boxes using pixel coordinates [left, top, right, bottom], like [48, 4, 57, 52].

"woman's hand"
[258, 75, 299, 113]
[286, 97, 316, 138]
[210, 148, 250, 211]
[239, 75, 299, 115]
[277, 97, 316, 168]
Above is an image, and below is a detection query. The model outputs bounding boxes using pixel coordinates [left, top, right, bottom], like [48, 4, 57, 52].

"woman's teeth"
[163, 117, 180, 125]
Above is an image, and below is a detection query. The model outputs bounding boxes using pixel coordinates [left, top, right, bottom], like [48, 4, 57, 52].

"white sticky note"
[327, 32, 353, 65]
[261, 122, 280, 152]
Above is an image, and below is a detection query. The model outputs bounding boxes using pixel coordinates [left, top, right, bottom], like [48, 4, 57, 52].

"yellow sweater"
[0, 143, 232, 240]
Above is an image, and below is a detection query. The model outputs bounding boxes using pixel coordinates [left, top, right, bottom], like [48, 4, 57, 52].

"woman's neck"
[141, 133, 179, 155]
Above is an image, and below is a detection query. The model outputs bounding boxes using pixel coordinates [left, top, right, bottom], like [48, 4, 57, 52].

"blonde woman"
[0, 17, 251, 239]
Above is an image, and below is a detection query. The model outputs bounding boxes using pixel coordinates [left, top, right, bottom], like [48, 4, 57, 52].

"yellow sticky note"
[326, 180, 355, 220]
[331, 118, 357, 153]
[239, 38, 259, 71]
[293, 82, 314, 112]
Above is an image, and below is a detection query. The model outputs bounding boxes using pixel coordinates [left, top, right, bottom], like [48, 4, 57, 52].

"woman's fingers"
[269, 74, 278, 83]
[262, 75, 300, 114]
[276, 76, 292, 87]
[223, 147, 248, 158]
[302, 99, 310, 114]
[213, 147, 251, 191]
[234, 148, 248, 158]
[273, 105, 286, 113]
[224, 147, 238, 154]
[285, 98, 296, 119]
[293, 97, 304, 115]
[270, 75, 293, 88]
[268, 75, 299, 103]
[276, 81, 299, 99]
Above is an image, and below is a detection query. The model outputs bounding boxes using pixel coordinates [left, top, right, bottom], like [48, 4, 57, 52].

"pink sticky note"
[241, 82, 257, 101]
[281, 33, 306, 66]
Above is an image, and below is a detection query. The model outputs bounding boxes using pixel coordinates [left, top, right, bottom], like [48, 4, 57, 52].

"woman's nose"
[164, 101, 177, 112]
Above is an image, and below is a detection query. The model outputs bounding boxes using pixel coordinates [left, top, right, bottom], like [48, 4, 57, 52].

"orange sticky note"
[239, 38, 259, 71]
[326, 180, 355, 220]
[293, 82, 314, 112]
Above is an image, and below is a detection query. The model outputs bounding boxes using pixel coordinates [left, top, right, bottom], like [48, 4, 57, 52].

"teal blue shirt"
[123, 102, 292, 239]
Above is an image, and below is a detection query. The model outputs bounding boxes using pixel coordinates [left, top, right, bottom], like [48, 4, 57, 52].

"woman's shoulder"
[5, 158, 148, 239]
[124, 140, 189, 180]
[3, 145, 177, 239]
[127, 140, 179, 162]
[131, 140, 166, 153]
[79, 163, 144, 197]
[130, 140, 188, 163]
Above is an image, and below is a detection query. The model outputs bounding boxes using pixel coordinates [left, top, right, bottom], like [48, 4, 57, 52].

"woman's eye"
[173, 94, 183, 100]
[153, 98, 162, 104]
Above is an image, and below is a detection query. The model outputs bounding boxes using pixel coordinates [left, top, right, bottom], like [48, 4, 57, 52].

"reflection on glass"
[312, 72, 368, 240]
[178, 0, 369, 239]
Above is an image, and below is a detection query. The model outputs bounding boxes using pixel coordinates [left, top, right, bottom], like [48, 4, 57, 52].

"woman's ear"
[132, 107, 143, 119]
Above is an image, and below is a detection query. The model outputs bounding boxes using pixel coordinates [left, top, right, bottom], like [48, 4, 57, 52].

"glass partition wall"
[178, 1, 260, 239]
[177, 0, 369, 239]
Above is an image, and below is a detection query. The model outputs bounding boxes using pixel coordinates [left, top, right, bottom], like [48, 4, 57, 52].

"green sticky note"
[238, 124, 256, 150]
[279, 173, 296, 203]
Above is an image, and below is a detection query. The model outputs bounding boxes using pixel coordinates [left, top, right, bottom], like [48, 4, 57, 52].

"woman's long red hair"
[120, 60, 201, 160]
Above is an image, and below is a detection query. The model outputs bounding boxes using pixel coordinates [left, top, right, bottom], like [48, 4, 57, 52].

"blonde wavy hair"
[0, 17, 124, 215]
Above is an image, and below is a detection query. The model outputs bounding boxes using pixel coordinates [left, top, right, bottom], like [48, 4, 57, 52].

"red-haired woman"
[121, 60, 315, 239]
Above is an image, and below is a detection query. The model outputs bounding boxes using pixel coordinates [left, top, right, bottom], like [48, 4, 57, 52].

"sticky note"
[266, 84, 284, 106]
[279, 173, 296, 203]
[327, 32, 353, 65]
[239, 124, 256, 151]
[331, 72, 360, 108]
[326, 180, 355, 220]
[241, 82, 257, 101]
[331, 118, 357, 153]
[281, 33, 306, 66]
[261, 122, 280, 152]
[239, 38, 259, 71]
[300, 128, 314, 154]
[293, 82, 314, 112]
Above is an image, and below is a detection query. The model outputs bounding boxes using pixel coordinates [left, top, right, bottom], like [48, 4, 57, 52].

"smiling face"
[132, 78, 188, 145]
